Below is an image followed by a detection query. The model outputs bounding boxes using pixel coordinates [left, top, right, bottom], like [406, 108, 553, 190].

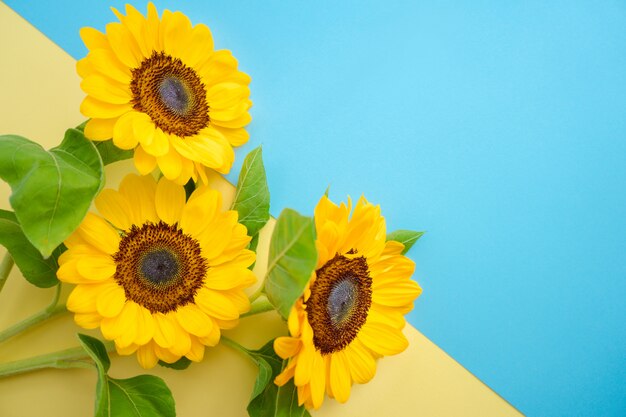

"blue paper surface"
[4, 1, 626, 415]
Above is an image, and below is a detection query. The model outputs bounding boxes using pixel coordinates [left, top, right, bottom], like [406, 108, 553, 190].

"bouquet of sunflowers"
[0, 3, 422, 416]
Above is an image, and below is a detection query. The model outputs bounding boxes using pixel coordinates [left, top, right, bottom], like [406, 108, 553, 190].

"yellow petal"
[186, 336, 206, 362]
[132, 112, 156, 148]
[170, 132, 233, 172]
[174, 157, 195, 185]
[175, 304, 213, 338]
[356, 322, 409, 356]
[208, 243, 255, 268]
[287, 304, 303, 337]
[96, 283, 126, 318]
[84, 118, 117, 141]
[213, 126, 249, 147]
[81, 74, 131, 104]
[371, 280, 422, 307]
[145, 3, 162, 52]
[95, 188, 133, 230]
[81, 96, 131, 119]
[80, 27, 109, 50]
[155, 177, 185, 225]
[67, 283, 103, 313]
[274, 359, 296, 386]
[167, 314, 192, 356]
[309, 351, 326, 409]
[179, 23, 214, 67]
[153, 313, 177, 348]
[113, 4, 151, 57]
[141, 127, 169, 156]
[136, 343, 159, 369]
[115, 302, 140, 348]
[74, 312, 102, 329]
[84, 48, 131, 83]
[57, 259, 87, 284]
[368, 304, 407, 330]
[227, 289, 250, 314]
[211, 110, 252, 129]
[206, 83, 250, 109]
[76, 57, 94, 79]
[179, 188, 221, 237]
[154, 344, 181, 364]
[197, 213, 236, 261]
[112, 111, 140, 150]
[133, 145, 157, 175]
[162, 10, 193, 58]
[345, 340, 376, 384]
[294, 347, 314, 386]
[198, 319, 221, 346]
[134, 306, 156, 346]
[329, 352, 351, 403]
[274, 337, 300, 359]
[116, 343, 139, 356]
[203, 266, 255, 291]
[76, 255, 116, 281]
[105, 21, 141, 68]
[194, 288, 239, 321]
[118, 173, 158, 224]
[64, 232, 88, 249]
[157, 146, 183, 180]
[77, 213, 120, 255]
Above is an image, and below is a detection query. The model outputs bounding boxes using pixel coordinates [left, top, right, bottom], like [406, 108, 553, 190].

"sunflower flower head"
[57, 174, 256, 368]
[78, 3, 252, 184]
[273, 195, 422, 409]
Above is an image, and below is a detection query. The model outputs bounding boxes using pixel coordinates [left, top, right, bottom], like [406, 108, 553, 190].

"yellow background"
[0, 3, 520, 416]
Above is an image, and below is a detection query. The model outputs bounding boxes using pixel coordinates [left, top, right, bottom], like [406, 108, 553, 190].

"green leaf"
[78, 334, 176, 417]
[183, 178, 196, 200]
[0, 130, 104, 257]
[108, 375, 176, 417]
[264, 209, 317, 320]
[231, 146, 270, 238]
[245, 340, 311, 417]
[94, 140, 134, 166]
[78, 334, 111, 417]
[0, 209, 60, 287]
[158, 357, 191, 370]
[386, 229, 425, 255]
[247, 233, 260, 271]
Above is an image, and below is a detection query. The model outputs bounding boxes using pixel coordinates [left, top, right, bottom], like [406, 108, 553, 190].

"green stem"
[0, 284, 66, 343]
[0, 253, 15, 293]
[241, 296, 274, 318]
[0, 340, 115, 378]
[220, 336, 250, 356]
[247, 284, 265, 303]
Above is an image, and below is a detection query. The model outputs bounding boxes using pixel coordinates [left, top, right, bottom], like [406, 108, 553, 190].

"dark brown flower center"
[113, 221, 208, 313]
[130, 51, 209, 137]
[306, 253, 372, 355]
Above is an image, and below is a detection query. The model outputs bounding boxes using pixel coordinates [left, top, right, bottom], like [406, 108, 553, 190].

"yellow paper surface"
[0, 3, 521, 416]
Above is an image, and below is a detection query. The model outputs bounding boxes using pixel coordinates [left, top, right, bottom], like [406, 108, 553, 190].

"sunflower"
[77, 3, 252, 184]
[273, 196, 422, 409]
[57, 174, 256, 368]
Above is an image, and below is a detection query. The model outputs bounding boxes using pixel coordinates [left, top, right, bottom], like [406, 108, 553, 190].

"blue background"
[5, 1, 626, 415]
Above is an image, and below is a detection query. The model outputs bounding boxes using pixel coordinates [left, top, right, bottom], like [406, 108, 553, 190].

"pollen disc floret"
[77, 3, 252, 184]
[130, 52, 209, 138]
[273, 196, 422, 409]
[57, 174, 256, 369]
[114, 222, 207, 314]
[306, 254, 372, 355]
